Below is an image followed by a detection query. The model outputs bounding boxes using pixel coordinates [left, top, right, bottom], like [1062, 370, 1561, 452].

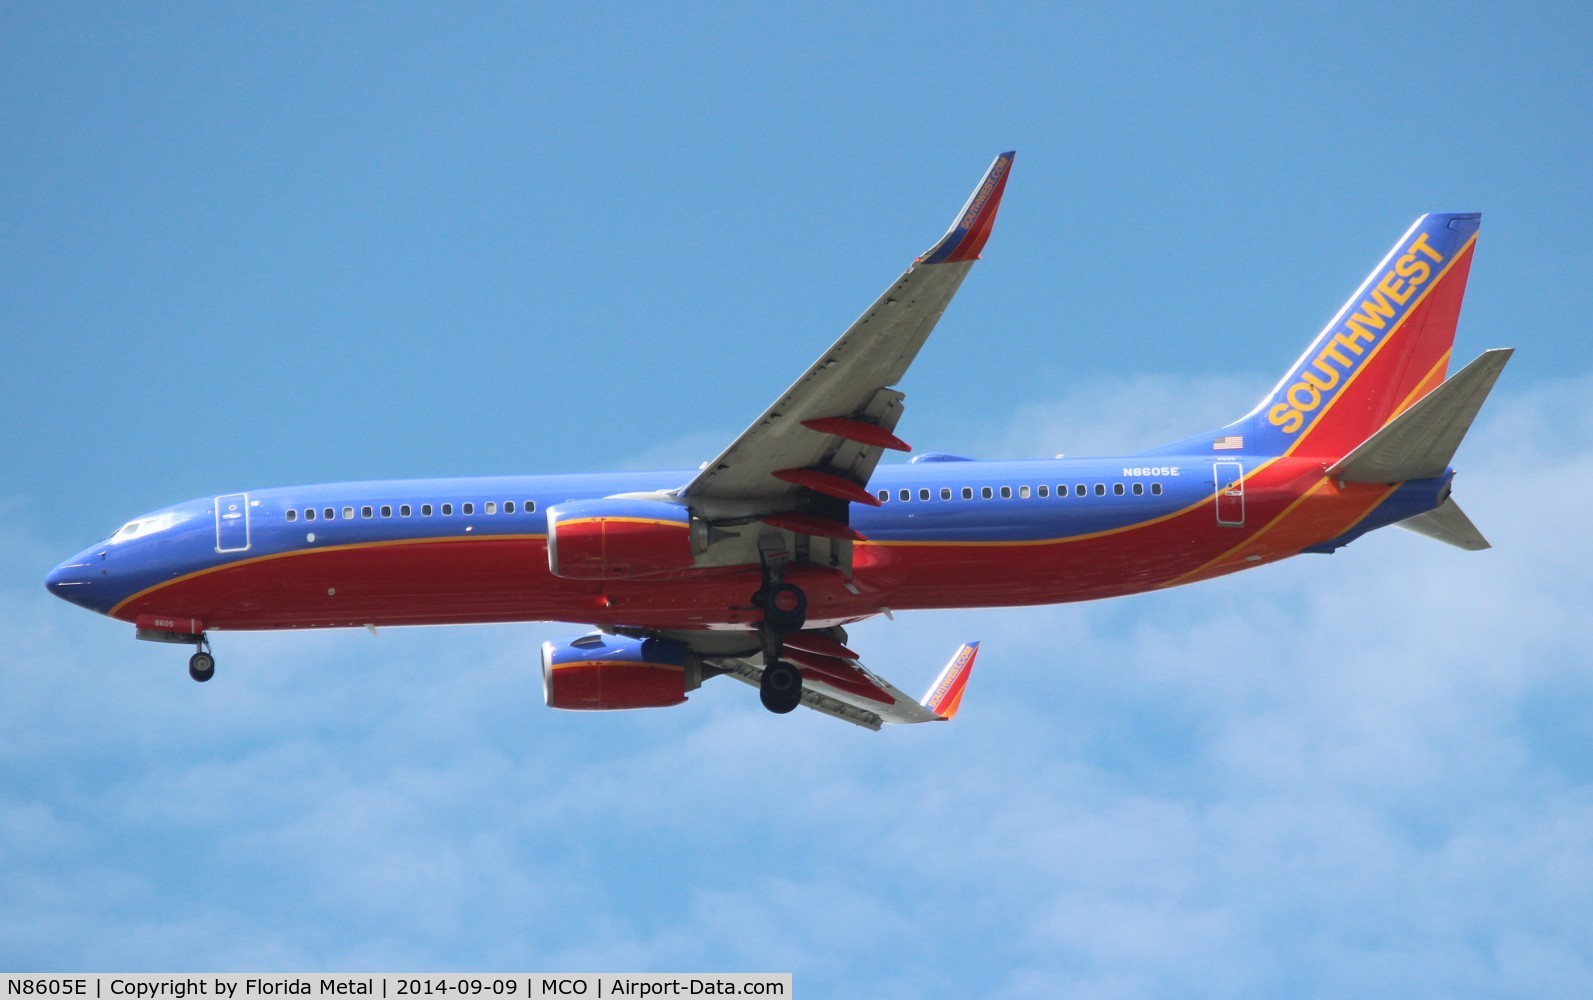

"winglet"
[918, 152, 1015, 265]
[920, 642, 979, 720]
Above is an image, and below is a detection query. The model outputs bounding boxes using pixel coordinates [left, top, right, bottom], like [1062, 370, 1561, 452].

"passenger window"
[323, 508, 335, 520]
[305, 508, 317, 521]
[463, 502, 475, 515]
[878, 490, 889, 502]
[1038, 485, 1049, 498]
[362, 506, 373, 518]
[1113, 483, 1125, 496]
[899, 489, 910, 502]
[285, 509, 297, 522]
[342, 507, 355, 520]
[400, 504, 412, 517]
[1019, 485, 1031, 499]
[919, 488, 930, 501]
[1133, 483, 1144, 495]
[962, 487, 973, 500]
[981, 487, 993, 499]
[441, 503, 453, 515]
[485, 502, 497, 514]
[940, 488, 951, 500]
[421, 504, 433, 516]
[1075, 484, 1087, 497]
[1094, 484, 1106, 497]
[526, 500, 536, 513]
[1152, 483, 1163, 496]
[1000, 486, 1012, 499]
[380, 505, 392, 517]
[505, 501, 516, 514]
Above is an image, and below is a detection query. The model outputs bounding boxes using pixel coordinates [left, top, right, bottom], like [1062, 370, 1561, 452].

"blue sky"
[3, 3, 1591, 994]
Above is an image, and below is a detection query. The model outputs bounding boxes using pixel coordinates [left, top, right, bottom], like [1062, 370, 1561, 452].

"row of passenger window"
[285, 499, 538, 522]
[877, 482, 1165, 503]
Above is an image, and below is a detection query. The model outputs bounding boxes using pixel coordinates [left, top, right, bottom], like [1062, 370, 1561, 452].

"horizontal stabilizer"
[1397, 497, 1491, 550]
[1329, 348, 1513, 484]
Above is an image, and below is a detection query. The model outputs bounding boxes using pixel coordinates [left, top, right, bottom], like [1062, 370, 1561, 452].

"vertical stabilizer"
[1149, 214, 1481, 461]
[1248, 213, 1480, 458]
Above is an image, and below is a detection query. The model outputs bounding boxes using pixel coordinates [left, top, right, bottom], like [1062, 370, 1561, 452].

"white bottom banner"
[1, 976, 791, 1000]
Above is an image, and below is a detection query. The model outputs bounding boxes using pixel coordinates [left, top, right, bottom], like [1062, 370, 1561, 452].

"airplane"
[45, 152, 1512, 731]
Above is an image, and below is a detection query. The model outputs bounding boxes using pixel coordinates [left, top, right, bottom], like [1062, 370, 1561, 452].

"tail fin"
[1156, 214, 1482, 460]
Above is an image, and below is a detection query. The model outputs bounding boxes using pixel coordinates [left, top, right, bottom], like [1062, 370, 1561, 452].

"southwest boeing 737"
[46, 153, 1512, 730]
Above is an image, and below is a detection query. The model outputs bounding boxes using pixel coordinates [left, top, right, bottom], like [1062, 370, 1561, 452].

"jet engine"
[545, 498, 698, 580]
[541, 632, 702, 711]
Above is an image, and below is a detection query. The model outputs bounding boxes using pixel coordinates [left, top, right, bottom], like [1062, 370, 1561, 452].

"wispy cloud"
[3, 377, 1590, 997]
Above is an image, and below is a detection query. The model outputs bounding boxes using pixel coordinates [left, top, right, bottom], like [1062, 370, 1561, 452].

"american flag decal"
[1213, 435, 1244, 451]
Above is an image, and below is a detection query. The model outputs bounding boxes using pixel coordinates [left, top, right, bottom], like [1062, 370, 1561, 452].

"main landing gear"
[759, 660, 802, 714]
[753, 572, 808, 715]
[756, 581, 808, 634]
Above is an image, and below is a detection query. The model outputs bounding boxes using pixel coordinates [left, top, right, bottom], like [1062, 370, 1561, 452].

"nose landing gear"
[188, 648, 215, 683]
[134, 621, 218, 683]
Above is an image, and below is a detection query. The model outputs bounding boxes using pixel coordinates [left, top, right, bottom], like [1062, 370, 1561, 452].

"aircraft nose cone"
[45, 554, 98, 605]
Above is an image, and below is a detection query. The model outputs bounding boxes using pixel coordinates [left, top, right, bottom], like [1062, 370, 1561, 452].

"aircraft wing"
[697, 627, 981, 731]
[679, 152, 1014, 537]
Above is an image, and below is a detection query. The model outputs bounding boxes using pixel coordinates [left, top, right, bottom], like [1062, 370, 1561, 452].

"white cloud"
[2, 376, 1591, 997]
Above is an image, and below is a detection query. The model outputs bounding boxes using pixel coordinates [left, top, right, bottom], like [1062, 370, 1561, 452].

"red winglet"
[920, 642, 979, 720]
[762, 512, 868, 542]
[771, 467, 882, 507]
[918, 152, 1014, 265]
[801, 416, 911, 453]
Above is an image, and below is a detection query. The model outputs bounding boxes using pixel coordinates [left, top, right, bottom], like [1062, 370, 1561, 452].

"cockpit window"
[109, 512, 182, 543]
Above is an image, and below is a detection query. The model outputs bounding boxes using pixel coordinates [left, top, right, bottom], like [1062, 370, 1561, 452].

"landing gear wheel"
[759, 660, 803, 714]
[188, 651, 215, 683]
[758, 582, 808, 634]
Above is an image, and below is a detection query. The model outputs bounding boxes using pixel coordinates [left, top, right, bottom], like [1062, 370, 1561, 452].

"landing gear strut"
[753, 557, 807, 713]
[134, 622, 217, 682]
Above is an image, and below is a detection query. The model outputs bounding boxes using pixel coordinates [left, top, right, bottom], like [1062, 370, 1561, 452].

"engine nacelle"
[545, 498, 697, 580]
[541, 633, 700, 711]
